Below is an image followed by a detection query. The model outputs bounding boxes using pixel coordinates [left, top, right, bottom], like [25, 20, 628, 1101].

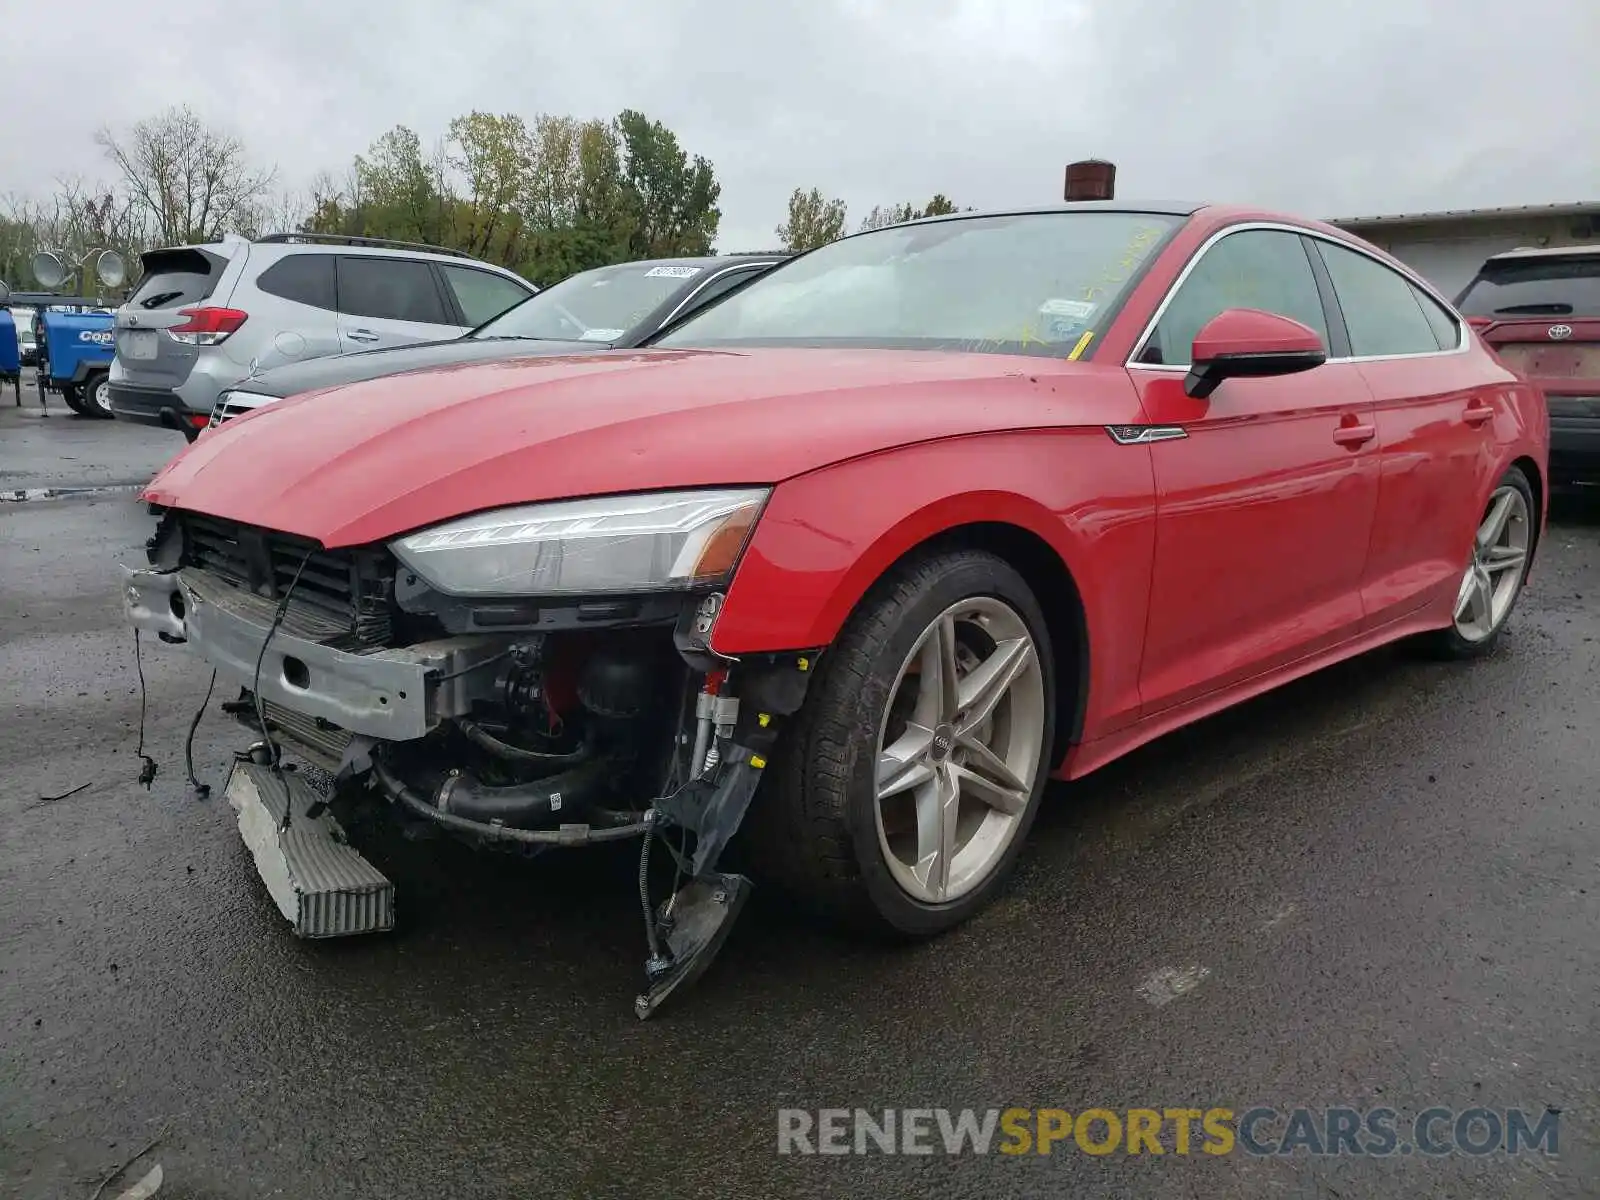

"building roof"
[1329, 201, 1600, 229]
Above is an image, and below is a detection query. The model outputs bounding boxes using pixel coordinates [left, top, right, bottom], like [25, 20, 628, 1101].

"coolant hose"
[455, 716, 590, 766]
[370, 757, 647, 845]
[434, 751, 623, 829]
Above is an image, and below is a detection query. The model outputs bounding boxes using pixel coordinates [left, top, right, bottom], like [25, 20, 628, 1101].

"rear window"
[129, 248, 224, 311]
[256, 254, 336, 311]
[1455, 255, 1600, 317]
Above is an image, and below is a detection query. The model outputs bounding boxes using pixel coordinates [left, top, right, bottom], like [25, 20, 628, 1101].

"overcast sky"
[2, 0, 1596, 251]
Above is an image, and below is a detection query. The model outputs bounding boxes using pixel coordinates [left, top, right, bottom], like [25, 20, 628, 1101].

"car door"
[1308, 238, 1498, 631]
[335, 256, 465, 352]
[438, 264, 535, 329]
[1127, 226, 1381, 715]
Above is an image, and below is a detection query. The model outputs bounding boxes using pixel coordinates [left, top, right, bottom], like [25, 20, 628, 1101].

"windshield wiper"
[1493, 303, 1574, 315]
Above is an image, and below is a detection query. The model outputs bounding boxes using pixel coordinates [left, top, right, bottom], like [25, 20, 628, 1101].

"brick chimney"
[1065, 159, 1116, 202]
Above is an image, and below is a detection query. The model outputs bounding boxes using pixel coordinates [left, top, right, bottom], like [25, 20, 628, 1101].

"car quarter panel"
[710, 425, 1159, 755]
[1359, 345, 1548, 619]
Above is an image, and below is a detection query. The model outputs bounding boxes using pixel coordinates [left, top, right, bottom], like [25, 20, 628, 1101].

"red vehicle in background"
[124, 201, 1548, 1015]
[1455, 245, 1600, 484]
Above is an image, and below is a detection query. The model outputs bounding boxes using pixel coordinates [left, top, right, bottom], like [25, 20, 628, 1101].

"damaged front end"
[123, 490, 815, 1017]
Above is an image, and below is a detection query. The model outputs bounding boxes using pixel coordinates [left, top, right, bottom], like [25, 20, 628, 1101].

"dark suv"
[1456, 246, 1600, 482]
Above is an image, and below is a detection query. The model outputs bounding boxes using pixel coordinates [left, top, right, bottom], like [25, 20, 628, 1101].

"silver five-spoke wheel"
[874, 596, 1046, 904]
[1453, 483, 1530, 643]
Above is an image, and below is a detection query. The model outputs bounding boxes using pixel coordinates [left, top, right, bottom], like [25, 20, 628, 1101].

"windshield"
[654, 211, 1182, 356]
[472, 263, 704, 342]
[1456, 256, 1600, 317]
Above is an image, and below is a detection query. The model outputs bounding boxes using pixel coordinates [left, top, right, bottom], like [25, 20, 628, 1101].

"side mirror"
[1184, 308, 1327, 400]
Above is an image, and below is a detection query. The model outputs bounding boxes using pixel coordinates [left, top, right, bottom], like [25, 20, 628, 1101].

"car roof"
[1482, 244, 1600, 263]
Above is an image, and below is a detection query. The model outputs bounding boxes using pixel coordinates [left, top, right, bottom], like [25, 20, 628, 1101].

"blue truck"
[5, 290, 119, 417]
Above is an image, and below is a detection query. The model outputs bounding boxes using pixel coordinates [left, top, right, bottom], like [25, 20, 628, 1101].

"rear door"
[1310, 238, 1493, 630]
[114, 246, 234, 390]
[335, 256, 466, 352]
[1454, 251, 1600, 476]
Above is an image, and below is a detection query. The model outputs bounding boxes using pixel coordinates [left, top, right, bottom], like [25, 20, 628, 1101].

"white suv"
[108, 233, 537, 439]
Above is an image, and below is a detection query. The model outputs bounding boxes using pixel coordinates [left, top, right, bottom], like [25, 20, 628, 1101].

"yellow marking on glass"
[750, 754, 767, 769]
[1067, 330, 1095, 360]
[796, 657, 809, 672]
[758, 713, 771, 727]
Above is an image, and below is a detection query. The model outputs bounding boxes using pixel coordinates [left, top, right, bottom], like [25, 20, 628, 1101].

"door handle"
[1332, 422, 1376, 447]
[346, 328, 380, 343]
[1462, 402, 1494, 426]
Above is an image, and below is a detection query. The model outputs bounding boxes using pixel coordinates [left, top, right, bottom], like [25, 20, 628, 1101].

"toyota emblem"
[1548, 324, 1573, 340]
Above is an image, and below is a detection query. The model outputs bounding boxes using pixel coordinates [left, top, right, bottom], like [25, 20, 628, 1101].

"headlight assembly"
[390, 487, 770, 598]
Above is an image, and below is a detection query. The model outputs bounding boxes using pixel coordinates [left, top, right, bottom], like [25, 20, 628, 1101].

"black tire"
[84, 373, 114, 419]
[60, 383, 91, 417]
[751, 548, 1057, 938]
[1415, 464, 1536, 660]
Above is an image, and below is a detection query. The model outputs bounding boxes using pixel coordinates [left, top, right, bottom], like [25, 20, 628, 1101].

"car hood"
[235, 336, 602, 398]
[146, 347, 1122, 547]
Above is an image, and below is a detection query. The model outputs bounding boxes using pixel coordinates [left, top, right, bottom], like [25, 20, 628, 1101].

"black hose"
[435, 752, 620, 828]
[371, 757, 647, 845]
[455, 716, 590, 766]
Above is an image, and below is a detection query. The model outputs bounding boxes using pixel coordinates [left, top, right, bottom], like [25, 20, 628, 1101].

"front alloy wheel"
[874, 597, 1045, 904]
[755, 548, 1057, 936]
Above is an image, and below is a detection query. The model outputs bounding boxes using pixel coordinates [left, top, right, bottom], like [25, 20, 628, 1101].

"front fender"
[712, 428, 1158, 743]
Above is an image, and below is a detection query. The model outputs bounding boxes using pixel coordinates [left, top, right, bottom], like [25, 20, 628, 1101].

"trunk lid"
[115, 244, 239, 388]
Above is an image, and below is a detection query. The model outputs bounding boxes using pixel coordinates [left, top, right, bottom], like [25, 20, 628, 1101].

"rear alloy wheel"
[756, 550, 1056, 936]
[87, 373, 114, 419]
[1421, 465, 1535, 659]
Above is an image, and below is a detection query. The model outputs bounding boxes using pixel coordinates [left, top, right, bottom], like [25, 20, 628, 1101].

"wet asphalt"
[1, 407, 1597, 1199]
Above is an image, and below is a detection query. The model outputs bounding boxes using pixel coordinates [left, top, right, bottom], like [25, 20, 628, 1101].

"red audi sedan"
[126, 201, 1547, 1014]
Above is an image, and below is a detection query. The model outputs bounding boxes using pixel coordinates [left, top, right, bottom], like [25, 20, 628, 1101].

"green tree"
[448, 112, 535, 263]
[614, 109, 721, 258]
[858, 194, 966, 233]
[777, 187, 848, 250]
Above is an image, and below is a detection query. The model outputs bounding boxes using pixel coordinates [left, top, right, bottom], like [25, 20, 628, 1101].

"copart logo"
[1547, 324, 1573, 341]
[78, 330, 115, 346]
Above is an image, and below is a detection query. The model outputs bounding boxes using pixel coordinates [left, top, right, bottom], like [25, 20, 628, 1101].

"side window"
[1142, 230, 1328, 366]
[336, 257, 450, 324]
[255, 254, 336, 311]
[440, 265, 530, 327]
[1411, 283, 1463, 351]
[1316, 241, 1443, 357]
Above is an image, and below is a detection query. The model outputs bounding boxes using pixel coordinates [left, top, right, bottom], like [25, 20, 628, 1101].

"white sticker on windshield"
[1039, 298, 1097, 321]
[644, 265, 702, 278]
[580, 328, 626, 341]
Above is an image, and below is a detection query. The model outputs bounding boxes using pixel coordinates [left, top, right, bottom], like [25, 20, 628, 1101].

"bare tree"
[97, 105, 276, 245]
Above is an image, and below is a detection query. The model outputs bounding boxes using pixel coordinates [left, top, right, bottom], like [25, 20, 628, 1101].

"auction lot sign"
[778, 1106, 1561, 1158]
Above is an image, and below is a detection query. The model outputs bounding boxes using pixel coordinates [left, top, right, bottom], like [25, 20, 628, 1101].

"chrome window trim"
[658, 262, 779, 327]
[1125, 220, 1470, 372]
